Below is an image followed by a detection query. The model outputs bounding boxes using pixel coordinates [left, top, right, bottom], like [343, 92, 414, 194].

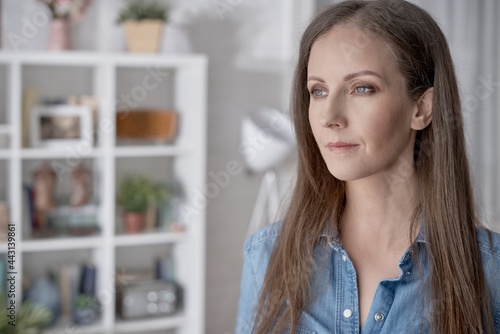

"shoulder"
[476, 226, 500, 258]
[475, 226, 500, 274]
[475, 226, 500, 326]
[244, 221, 282, 253]
[242, 222, 282, 286]
[236, 223, 283, 332]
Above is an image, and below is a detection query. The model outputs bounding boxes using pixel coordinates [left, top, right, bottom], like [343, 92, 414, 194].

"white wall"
[181, 10, 285, 333]
[1, 1, 296, 333]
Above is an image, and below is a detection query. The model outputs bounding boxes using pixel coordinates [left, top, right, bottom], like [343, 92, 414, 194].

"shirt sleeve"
[235, 237, 259, 334]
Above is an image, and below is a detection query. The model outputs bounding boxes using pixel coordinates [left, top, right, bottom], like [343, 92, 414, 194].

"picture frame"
[31, 105, 93, 148]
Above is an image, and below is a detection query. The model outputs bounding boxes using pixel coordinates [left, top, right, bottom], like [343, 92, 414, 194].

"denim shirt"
[236, 222, 500, 333]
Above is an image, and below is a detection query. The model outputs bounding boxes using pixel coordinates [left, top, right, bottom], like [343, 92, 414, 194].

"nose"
[319, 93, 347, 128]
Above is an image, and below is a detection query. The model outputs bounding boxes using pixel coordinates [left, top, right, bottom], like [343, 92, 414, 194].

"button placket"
[336, 246, 359, 332]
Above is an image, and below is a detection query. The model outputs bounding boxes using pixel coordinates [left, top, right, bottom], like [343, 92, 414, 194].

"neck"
[340, 170, 419, 251]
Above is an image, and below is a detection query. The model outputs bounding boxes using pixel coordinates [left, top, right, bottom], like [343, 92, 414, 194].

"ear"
[411, 87, 433, 130]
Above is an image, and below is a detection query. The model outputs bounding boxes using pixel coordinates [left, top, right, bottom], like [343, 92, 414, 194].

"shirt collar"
[320, 216, 427, 251]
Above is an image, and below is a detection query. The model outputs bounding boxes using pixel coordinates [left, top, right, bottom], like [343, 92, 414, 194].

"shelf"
[114, 231, 188, 247]
[20, 147, 102, 159]
[0, 51, 207, 68]
[114, 314, 188, 333]
[21, 235, 102, 252]
[113, 53, 207, 67]
[114, 145, 189, 158]
[42, 318, 104, 334]
[0, 45, 207, 333]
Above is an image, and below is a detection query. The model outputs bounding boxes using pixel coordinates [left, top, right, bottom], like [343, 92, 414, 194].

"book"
[58, 263, 80, 315]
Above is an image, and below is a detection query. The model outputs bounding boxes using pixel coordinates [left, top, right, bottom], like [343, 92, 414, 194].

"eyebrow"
[307, 70, 383, 82]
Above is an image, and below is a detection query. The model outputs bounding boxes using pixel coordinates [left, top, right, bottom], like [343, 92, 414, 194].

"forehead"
[308, 26, 401, 81]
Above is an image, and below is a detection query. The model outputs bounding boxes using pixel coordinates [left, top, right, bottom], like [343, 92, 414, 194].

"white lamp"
[240, 107, 296, 236]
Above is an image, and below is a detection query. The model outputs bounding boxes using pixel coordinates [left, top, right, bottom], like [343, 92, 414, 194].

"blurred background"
[0, 0, 498, 333]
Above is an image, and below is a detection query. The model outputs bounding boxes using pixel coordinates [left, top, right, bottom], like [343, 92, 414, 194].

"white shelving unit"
[0, 51, 207, 334]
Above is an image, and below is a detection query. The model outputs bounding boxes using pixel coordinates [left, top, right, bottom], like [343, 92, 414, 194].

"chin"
[326, 165, 363, 182]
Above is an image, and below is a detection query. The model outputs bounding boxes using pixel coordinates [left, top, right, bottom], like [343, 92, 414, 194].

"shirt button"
[343, 308, 353, 318]
[342, 254, 347, 262]
[374, 312, 385, 322]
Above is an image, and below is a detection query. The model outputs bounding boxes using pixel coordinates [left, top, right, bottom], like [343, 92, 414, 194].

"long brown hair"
[253, 1, 495, 333]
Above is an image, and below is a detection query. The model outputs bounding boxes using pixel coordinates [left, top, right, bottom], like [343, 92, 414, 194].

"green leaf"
[117, 175, 169, 212]
[74, 294, 100, 310]
[116, 1, 169, 24]
[0, 297, 51, 334]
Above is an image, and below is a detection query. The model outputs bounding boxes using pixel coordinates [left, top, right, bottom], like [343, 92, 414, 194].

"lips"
[326, 141, 359, 153]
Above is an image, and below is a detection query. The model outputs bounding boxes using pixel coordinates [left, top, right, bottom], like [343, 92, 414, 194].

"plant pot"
[123, 20, 164, 53]
[124, 212, 146, 233]
[49, 19, 70, 50]
[72, 307, 98, 325]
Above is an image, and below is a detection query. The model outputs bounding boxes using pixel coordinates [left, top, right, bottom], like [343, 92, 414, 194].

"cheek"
[363, 102, 412, 152]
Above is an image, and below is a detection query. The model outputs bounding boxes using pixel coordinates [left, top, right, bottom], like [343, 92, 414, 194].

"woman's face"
[307, 26, 418, 182]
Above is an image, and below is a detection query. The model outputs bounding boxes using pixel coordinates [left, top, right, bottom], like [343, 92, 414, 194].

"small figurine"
[33, 162, 56, 228]
[70, 162, 92, 207]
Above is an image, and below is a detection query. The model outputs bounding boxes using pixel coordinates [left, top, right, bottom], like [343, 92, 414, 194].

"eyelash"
[309, 84, 376, 98]
[353, 85, 375, 94]
[310, 88, 327, 97]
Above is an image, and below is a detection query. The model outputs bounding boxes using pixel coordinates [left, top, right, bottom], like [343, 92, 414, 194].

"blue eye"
[354, 85, 374, 94]
[311, 89, 327, 97]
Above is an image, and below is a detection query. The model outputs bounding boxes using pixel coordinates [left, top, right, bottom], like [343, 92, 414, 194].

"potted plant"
[72, 294, 100, 326]
[0, 297, 52, 334]
[116, 1, 169, 53]
[117, 175, 167, 233]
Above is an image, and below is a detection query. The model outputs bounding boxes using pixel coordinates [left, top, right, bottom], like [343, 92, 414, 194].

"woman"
[236, 1, 500, 333]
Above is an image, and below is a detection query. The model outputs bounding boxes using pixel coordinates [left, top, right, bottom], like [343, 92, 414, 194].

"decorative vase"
[24, 275, 61, 326]
[122, 20, 164, 53]
[49, 19, 70, 50]
[116, 110, 178, 142]
[124, 212, 146, 233]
